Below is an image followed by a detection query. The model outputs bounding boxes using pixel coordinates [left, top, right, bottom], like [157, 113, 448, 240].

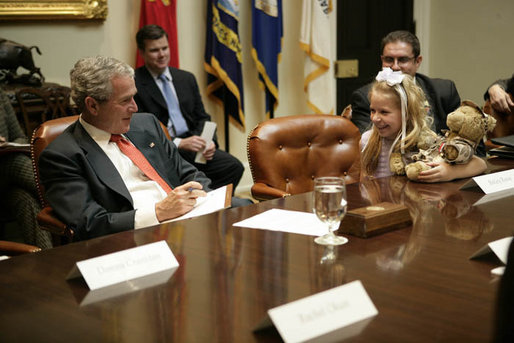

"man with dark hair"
[134, 24, 244, 193]
[350, 30, 461, 139]
[484, 74, 513, 114]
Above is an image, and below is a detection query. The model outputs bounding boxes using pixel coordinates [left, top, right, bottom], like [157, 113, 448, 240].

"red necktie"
[110, 134, 172, 193]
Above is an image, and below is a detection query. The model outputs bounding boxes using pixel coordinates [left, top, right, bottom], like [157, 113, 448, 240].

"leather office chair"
[31, 115, 79, 245]
[247, 114, 361, 201]
[0, 240, 41, 257]
[30, 116, 172, 245]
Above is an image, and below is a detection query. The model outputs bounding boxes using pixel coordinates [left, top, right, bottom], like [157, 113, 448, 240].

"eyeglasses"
[381, 56, 416, 66]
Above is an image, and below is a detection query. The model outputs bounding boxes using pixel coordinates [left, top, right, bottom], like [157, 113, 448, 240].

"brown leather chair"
[247, 114, 361, 201]
[30, 116, 172, 245]
[31, 115, 79, 245]
[0, 241, 41, 256]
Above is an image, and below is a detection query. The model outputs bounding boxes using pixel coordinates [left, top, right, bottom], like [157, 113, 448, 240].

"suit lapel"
[126, 126, 179, 188]
[140, 67, 168, 110]
[73, 123, 133, 204]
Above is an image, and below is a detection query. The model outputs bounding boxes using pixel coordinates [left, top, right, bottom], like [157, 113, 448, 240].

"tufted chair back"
[247, 114, 361, 201]
[31, 115, 79, 244]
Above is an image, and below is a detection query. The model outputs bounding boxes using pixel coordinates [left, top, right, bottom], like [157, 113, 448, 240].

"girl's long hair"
[362, 75, 431, 176]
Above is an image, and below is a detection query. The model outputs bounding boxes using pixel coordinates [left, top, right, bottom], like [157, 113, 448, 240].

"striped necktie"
[158, 73, 189, 137]
[110, 134, 172, 193]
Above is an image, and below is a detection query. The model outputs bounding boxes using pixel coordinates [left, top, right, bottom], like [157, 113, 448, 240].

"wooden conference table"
[1, 158, 513, 342]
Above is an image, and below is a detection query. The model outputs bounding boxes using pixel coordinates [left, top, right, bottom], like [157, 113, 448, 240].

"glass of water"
[313, 177, 348, 246]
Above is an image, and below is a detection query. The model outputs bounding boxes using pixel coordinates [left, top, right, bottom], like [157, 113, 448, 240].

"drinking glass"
[312, 177, 348, 246]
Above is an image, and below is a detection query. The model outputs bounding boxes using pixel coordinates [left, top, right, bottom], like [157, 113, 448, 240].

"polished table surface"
[1, 158, 513, 342]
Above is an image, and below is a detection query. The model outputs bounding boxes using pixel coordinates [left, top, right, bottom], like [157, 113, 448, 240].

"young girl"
[360, 68, 487, 182]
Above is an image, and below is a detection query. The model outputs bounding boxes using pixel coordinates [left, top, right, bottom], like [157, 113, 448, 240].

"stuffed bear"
[391, 100, 496, 181]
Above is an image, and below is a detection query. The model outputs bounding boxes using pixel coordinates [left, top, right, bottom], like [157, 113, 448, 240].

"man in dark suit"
[351, 31, 461, 137]
[134, 25, 244, 193]
[39, 56, 213, 241]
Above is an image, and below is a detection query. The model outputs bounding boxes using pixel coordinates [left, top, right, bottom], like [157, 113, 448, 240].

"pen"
[188, 171, 199, 192]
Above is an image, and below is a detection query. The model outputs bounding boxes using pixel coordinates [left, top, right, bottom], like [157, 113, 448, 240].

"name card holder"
[255, 280, 378, 343]
[66, 240, 179, 290]
[460, 169, 514, 205]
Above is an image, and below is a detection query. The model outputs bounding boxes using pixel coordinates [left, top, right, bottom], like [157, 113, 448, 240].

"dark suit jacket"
[350, 73, 461, 135]
[134, 66, 217, 145]
[39, 113, 211, 241]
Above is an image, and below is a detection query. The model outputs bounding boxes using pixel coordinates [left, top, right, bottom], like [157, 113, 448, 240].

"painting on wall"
[0, 0, 107, 20]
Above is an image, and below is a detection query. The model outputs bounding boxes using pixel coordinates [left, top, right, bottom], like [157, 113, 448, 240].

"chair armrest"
[0, 241, 41, 256]
[37, 206, 73, 238]
[251, 183, 291, 201]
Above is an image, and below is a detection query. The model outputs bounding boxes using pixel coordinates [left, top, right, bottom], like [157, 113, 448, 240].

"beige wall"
[1, 0, 512, 193]
[428, 0, 514, 103]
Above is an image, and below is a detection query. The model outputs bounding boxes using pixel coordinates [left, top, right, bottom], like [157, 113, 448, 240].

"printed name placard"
[66, 240, 178, 290]
[470, 236, 513, 264]
[267, 280, 378, 343]
[460, 169, 514, 194]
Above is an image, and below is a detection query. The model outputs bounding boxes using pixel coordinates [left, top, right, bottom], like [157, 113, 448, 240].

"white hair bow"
[376, 67, 405, 86]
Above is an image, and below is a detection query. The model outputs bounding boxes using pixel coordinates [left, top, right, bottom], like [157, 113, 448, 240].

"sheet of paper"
[165, 185, 229, 222]
[194, 121, 217, 164]
[233, 209, 330, 237]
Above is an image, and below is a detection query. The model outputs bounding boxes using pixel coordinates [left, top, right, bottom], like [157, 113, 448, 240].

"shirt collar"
[79, 115, 115, 147]
[148, 67, 172, 82]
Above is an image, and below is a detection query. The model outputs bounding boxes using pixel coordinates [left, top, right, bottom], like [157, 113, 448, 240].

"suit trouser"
[179, 148, 244, 193]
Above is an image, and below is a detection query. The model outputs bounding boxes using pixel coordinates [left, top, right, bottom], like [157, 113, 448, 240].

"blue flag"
[251, 0, 283, 118]
[204, 0, 245, 130]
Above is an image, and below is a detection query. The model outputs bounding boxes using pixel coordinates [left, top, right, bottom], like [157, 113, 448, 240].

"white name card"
[267, 280, 378, 343]
[460, 169, 514, 194]
[470, 236, 513, 264]
[66, 240, 179, 290]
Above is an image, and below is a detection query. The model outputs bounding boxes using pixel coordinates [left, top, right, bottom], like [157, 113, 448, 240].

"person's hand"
[415, 161, 453, 183]
[488, 84, 513, 114]
[155, 181, 207, 222]
[0, 135, 6, 143]
[178, 136, 206, 152]
[202, 141, 216, 160]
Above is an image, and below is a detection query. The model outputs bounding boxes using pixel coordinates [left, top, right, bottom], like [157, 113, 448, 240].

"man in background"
[134, 24, 244, 193]
[350, 30, 461, 138]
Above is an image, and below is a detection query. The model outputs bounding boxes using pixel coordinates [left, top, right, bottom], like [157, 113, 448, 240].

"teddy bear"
[390, 100, 496, 181]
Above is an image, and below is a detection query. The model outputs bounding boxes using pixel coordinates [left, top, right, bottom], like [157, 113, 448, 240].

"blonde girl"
[361, 68, 486, 182]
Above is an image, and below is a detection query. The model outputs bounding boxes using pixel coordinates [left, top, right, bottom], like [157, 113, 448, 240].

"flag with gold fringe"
[204, 0, 245, 131]
[251, 0, 283, 118]
[136, 0, 179, 68]
[299, 0, 334, 114]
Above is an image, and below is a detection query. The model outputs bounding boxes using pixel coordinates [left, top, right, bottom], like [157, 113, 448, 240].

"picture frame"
[0, 0, 107, 20]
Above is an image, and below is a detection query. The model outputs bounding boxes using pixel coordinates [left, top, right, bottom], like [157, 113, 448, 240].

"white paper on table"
[165, 185, 229, 222]
[233, 209, 329, 237]
[194, 121, 217, 164]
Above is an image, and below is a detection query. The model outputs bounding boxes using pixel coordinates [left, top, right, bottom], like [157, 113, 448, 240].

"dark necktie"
[110, 134, 172, 193]
[158, 74, 189, 136]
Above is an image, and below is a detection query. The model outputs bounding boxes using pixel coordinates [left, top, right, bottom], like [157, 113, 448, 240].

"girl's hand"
[416, 161, 453, 183]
